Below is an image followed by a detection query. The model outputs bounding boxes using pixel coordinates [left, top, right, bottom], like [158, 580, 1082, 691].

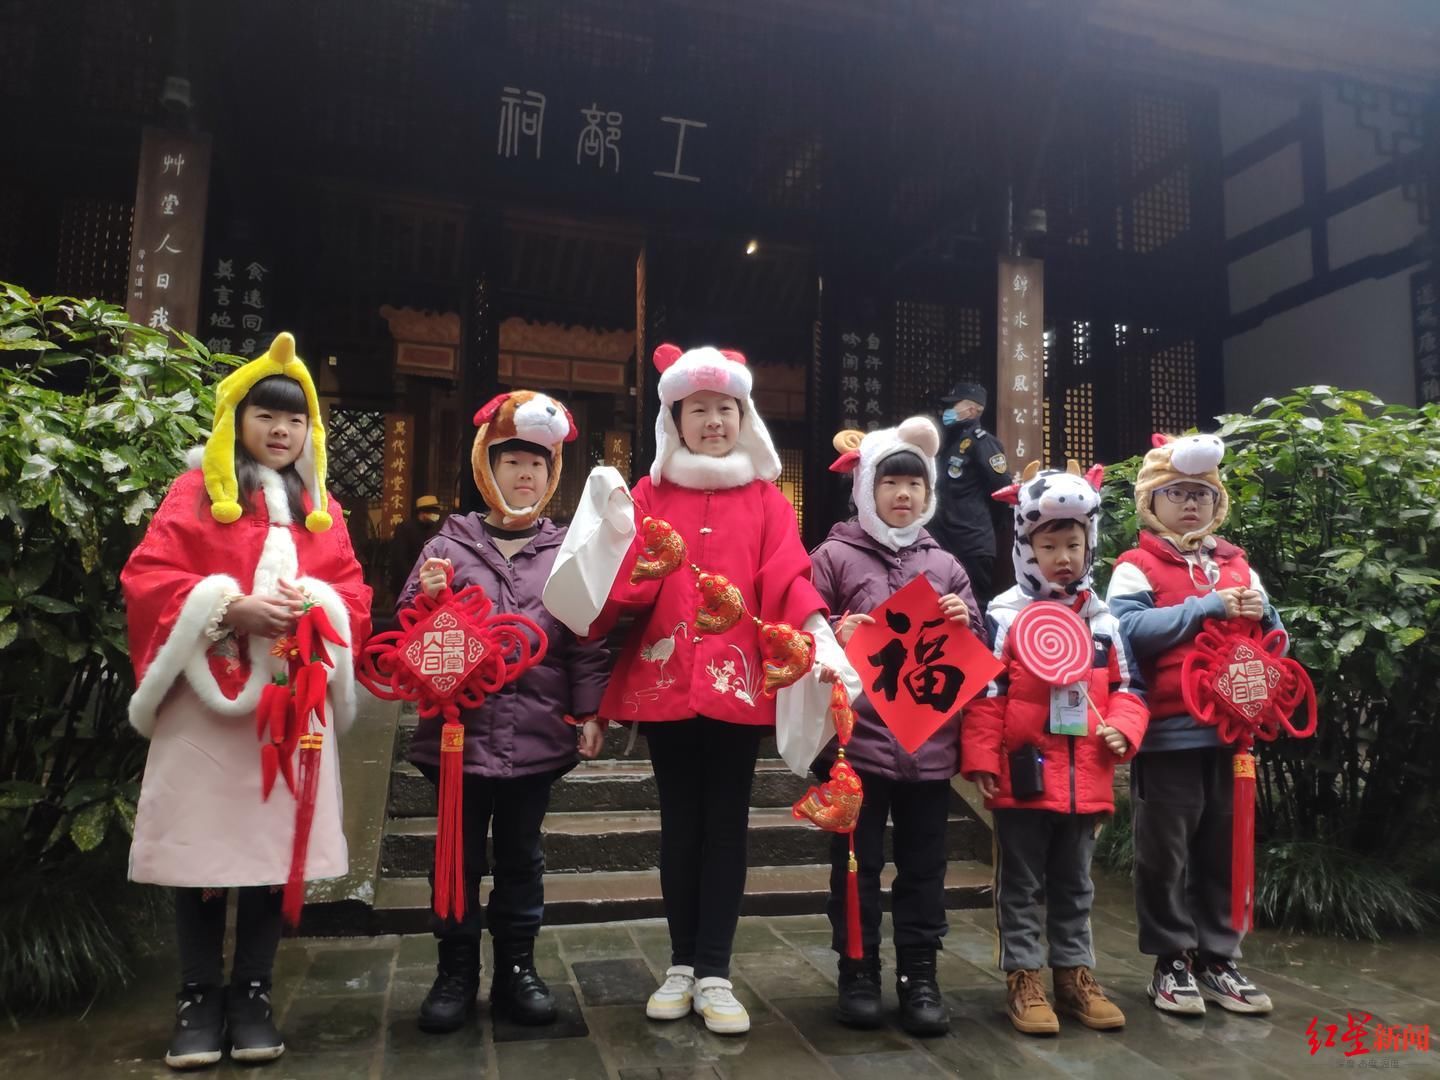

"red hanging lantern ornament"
[1180, 619, 1317, 932]
[253, 600, 349, 926]
[792, 683, 866, 958]
[357, 567, 547, 921]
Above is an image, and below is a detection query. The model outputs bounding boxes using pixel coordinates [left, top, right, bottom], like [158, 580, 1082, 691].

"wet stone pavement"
[4, 873, 1437, 1079]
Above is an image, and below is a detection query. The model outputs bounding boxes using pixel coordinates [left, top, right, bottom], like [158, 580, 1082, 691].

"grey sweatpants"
[1131, 748, 1242, 961]
[993, 808, 1100, 972]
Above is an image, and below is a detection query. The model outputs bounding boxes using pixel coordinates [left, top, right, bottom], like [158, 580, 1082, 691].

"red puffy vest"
[1114, 531, 1252, 719]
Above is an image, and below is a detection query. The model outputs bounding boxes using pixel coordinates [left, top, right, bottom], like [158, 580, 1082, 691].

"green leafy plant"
[1255, 840, 1438, 941]
[0, 283, 233, 1011]
[1096, 387, 1440, 936]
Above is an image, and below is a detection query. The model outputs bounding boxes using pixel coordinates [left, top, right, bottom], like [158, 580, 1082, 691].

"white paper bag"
[543, 466, 636, 636]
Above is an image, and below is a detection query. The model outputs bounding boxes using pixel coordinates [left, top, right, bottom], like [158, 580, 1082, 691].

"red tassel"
[276, 742, 298, 797]
[433, 716, 467, 922]
[845, 834, 863, 960]
[282, 733, 324, 927]
[1231, 750, 1257, 934]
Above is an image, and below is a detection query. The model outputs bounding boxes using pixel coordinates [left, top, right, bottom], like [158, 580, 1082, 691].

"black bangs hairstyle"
[234, 374, 310, 523]
[874, 450, 930, 488]
[488, 439, 554, 469]
[1032, 517, 1088, 538]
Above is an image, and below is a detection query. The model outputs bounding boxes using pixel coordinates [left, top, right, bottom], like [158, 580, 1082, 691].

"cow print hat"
[992, 460, 1105, 600]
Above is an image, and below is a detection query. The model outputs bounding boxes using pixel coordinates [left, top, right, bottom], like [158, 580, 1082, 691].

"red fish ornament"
[695, 571, 746, 634]
[631, 516, 687, 583]
[759, 621, 814, 695]
[792, 682, 866, 958]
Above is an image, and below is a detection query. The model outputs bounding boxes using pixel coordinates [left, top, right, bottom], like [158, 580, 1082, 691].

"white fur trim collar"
[651, 399, 781, 486]
[659, 446, 758, 489]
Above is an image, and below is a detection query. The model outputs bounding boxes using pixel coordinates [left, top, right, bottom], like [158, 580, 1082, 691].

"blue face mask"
[941, 408, 960, 427]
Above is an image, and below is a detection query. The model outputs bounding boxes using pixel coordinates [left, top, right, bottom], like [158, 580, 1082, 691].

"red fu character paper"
[844, 575, 1003, 753]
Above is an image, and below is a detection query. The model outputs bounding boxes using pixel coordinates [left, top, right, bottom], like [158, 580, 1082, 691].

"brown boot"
[1053, 966, 1126, 1030]
[1006, 969, 1059, 1035]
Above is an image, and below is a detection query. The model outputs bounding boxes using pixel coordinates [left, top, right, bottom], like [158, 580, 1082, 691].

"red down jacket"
[961, 587, 1148, 814]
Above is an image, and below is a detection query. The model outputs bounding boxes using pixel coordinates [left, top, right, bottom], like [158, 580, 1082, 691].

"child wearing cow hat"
[545, 345, 859, 1035]
[961, 461, 1148, 1035]
[1106, 434, 1282, 1017]
[810, 416, 985, 1035]
[398, 390, 611, 1034]
[122, 333, 372, 1069]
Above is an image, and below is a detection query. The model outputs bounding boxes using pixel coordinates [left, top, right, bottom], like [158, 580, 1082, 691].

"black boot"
[836, 953, 883, 1029]
[226, 979, 285, 1063]
[164, 983, 225, 1070]
[896, 945, 949, 1037]
[418, 937, 481, 1034]
[490, 939, 557, 1026]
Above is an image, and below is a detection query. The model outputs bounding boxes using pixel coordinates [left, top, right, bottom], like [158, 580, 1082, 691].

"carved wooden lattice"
[891, 300, 983, 421]
[779, 447, 805, 534]
[1119, 91, 1192, 255]
[55, 197, 132, 304]
[1150, 338, 1199, 435]
[326, 408, 387, 503]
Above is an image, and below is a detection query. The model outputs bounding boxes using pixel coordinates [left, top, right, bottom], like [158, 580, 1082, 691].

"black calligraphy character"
[866, 638, 907, 702]
[903, 663, 965, 712]
[884, 610, 912, 635]
[904, 618, 965, 711]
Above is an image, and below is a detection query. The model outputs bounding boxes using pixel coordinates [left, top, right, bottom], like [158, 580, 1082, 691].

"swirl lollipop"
[1009, 601, 1093, 685]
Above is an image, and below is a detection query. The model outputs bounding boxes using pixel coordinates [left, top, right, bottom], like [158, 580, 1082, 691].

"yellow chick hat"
[202, 332, 332, 531]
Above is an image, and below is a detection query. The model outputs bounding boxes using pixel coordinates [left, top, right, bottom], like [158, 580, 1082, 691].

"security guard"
[929, 381, 1010, 604]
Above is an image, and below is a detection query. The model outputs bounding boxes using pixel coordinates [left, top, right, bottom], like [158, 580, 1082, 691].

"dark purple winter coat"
[809, 521, 985, 782]
[398, 515, 611, 780]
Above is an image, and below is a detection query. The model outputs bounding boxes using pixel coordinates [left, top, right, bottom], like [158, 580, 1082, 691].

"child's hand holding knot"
[418, 557, 452, 599]
[1217, 586, 1264, 621]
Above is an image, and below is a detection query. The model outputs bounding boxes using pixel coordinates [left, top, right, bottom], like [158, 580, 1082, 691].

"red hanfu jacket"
[594, 476, 827, 727]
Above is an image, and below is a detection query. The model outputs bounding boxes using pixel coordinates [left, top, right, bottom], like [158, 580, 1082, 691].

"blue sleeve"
[1108, 587, 1227, 659]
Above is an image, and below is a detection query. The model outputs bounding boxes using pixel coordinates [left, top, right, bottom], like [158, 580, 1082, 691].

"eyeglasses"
[1157, 485, 1216, 506]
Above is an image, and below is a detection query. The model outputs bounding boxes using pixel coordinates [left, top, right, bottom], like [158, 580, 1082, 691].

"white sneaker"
[692, 976, 750, 1035]
[1195, 960, 1274, 1015]
[646, 965, 696, 1020]
[1148, 957, 1207, 1016]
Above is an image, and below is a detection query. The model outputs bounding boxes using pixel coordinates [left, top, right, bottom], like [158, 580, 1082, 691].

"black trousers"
[823, 771, 951, 957]
[419, 764, 560, 944]
[174, 886, 285, 988]
[646, 717, 764, 980]
[957, 553, 995, 608]
[1131, 748, 1242, 961]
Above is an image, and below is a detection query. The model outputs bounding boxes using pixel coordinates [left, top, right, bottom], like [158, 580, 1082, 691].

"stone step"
[362, 860, 994, 934]
[380, 806, 991, 878]
[386, 757, 818, 817]
[395, 719, 695, 765]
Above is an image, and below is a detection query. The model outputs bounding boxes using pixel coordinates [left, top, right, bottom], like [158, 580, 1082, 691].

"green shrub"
[0, 283, 232, 1012]
[1095, 387, 1440, 936]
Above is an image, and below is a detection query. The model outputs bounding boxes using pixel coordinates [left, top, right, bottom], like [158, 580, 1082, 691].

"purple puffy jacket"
[398, 514, 611, 779]
[809, 521, 985, 781]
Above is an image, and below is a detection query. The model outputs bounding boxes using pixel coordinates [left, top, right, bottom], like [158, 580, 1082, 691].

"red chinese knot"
[1180, 620, 1316, 750]
[358, 581, 547, 719]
